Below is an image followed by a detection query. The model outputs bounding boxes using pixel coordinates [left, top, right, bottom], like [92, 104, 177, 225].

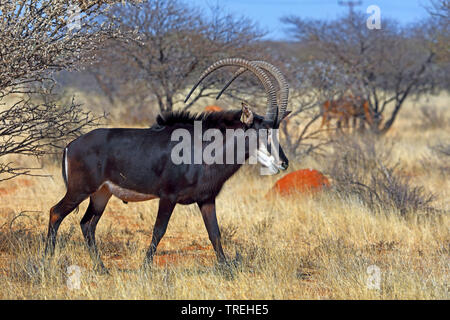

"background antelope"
[320, 94, 377, 132]
[44, 58, 291, 273]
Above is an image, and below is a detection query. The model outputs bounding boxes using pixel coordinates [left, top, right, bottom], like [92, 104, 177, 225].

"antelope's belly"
[103, 181, 158, 202]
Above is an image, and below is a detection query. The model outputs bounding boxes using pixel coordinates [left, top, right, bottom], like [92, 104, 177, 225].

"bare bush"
[418, 105, 449, 129]
[0, 0, 130, 95]
[423, 141, 450, 176]
[325, 135, 436, 215]
[431, 141, 450, 157]
[0, 87, 103, 181]
[0, 1, 125, 181]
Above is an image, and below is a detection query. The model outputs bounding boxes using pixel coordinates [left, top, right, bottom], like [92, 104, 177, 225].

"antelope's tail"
[62, 147, 68, 189]
[61, 147, 79, 214]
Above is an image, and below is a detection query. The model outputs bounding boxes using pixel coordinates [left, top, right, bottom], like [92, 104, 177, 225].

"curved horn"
[215, 67, 246, 100]
[184, 58, 279, 126]
[252, 61, 289, 126]
[216, 61, 289, 126]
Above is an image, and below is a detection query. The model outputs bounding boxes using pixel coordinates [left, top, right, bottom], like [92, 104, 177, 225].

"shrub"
[325, 135, 436, 215]
[423, 141, 450, 176]
[419, 105, 449, 129]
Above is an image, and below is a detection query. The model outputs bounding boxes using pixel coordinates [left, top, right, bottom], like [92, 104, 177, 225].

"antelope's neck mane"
[155, 110, 242, 129]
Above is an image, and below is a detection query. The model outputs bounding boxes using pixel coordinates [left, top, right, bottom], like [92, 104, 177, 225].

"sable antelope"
[44, 58, 291, 272]
[320, 95, 375, 132]
[204, 105, 223, 112]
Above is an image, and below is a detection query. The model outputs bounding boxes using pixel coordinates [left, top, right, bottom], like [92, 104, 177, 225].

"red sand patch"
[16, 179, 33, 187]
[154, 254, 181, 266]
[154, 252, 212, 267]
[0, 179, 34, 196]
[153, 242, 213, 267]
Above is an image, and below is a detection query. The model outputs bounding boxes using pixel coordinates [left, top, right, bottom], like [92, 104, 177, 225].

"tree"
[282, 11, 439, 135]
[426, 0, 449, 57]
[0, 0, 126, 181]
[425, 0, 450, 65]
[91, 0, 265, 113]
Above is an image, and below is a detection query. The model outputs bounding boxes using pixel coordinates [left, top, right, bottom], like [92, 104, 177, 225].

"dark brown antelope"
[44, 58, 291, 272]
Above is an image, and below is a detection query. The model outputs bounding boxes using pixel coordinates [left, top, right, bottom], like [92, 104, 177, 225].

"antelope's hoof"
[215, 261, 235, 280]
[140, 259, 154, 272]
[94, 265, 110, 275]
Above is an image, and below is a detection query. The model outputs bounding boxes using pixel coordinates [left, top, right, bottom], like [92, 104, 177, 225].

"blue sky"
[190, 0, 432, 40]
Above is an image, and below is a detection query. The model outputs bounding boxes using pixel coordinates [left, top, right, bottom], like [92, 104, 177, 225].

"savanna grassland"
[0, 93, 448, 300]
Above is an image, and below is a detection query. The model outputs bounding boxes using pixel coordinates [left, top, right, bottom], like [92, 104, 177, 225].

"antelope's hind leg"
[80, 186, 111, 274]
[45, 192, 89, 257]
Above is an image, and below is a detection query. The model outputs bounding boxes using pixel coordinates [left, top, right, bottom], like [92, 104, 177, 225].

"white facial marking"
[256, 129, 285, 175]
[256, 143, 279, 175]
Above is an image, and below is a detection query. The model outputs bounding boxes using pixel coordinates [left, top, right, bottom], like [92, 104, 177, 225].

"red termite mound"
[204, 105, 223, 112]
[269, 169, 330, 196]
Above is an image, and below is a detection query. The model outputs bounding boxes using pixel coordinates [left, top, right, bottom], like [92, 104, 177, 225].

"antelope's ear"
[240, 102, 254, 126]
[281, 110, 292, 121]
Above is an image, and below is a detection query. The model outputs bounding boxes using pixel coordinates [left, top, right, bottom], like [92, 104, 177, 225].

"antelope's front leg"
[197, 199, 226, 264]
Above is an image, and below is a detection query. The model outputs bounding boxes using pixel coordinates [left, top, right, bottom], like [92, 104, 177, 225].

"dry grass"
[0, 93, 448, 300]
